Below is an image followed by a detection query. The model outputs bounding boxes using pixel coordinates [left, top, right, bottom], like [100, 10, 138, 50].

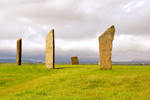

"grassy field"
[0, 63, 150, 100]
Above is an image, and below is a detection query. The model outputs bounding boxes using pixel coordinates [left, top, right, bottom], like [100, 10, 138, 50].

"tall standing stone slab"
[16, 38, 22, 65]
[70, 56, 79, 65]
[98, 25, 115, 69]
[46, 29, 55, 68]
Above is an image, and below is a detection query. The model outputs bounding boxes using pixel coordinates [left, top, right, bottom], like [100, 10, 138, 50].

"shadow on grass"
[55, 67, 83, 69]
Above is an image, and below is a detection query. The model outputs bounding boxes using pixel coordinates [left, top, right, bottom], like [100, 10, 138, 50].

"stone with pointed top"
[70, 56, 79, 65]
[46, 29, 55, 68]
[98, 25, 115, 69]
[16, 38, 22, 65]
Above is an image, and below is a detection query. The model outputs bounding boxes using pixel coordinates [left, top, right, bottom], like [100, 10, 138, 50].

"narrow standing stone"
[98, 25, 115, 69]
[70, 56, 79, 65]
[46, 29, 55, 68]
[16, 38, 22, 65]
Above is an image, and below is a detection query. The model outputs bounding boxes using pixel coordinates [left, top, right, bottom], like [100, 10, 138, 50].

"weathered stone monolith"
[70, 56, 79, 65]
[46, 29, 55, 68]
[98, 25, 115, 69]
[16, 38, 22, 65]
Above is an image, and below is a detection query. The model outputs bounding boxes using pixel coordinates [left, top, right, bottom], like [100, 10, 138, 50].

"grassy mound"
[0, 64, 150, 99]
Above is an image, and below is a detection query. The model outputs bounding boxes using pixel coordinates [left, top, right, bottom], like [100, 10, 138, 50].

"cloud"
[116, 1, 150, 35]
[0, 0, 150, 62]
[113, 34, 150, 53]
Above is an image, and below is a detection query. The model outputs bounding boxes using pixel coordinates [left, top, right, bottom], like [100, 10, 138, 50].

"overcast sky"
[0, 0, 150, 63]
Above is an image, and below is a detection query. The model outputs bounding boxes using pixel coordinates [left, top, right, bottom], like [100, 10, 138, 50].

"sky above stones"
[0, 0, 150, 63]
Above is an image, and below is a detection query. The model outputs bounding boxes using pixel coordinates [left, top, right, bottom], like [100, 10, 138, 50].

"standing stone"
[70, 56, 79, 65]
[46, 29, 55, 68]
[16, 38, 22, 65]
[98, 25, 115, 69]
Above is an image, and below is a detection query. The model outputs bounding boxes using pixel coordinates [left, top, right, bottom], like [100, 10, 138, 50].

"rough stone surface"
[98, 61, 100, 65]
[46, 29, 55, 68]
[70, 56, 79, 65]
[98, 25, 115, 69]
[16, 38, 22, 65]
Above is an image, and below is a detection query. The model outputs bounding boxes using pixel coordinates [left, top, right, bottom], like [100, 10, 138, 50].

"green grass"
[0, 64, 150, 100]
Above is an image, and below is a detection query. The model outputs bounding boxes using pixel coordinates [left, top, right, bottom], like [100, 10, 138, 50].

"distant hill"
[1, 58, 150, 65]
[0, 58, 38, 63]
[112, 61, 150, 65]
